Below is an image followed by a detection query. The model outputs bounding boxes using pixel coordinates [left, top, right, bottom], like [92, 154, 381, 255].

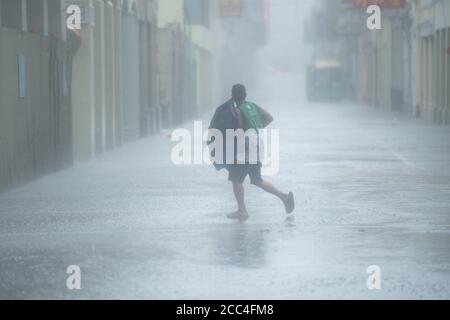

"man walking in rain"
[209, 84, 295, 220]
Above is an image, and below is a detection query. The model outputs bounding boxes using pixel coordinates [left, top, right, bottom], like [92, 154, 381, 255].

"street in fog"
[1, 0, 450, 300]
[1, 74, 450, 299]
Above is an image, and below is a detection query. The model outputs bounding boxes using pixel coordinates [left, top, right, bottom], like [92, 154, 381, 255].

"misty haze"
[0, 0, 450, 300]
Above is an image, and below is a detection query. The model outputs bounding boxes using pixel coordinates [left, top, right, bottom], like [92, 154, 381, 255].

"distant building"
[306, 0, 450, 125]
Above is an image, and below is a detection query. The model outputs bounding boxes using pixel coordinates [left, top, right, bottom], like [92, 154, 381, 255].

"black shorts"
[228, 163, 263, 185]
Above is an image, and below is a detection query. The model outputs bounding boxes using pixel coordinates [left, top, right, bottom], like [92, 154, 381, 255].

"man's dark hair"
[232, 84, 246, 102]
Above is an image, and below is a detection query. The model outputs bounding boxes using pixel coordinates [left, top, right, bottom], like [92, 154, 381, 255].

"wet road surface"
[1, 95, 450, 299]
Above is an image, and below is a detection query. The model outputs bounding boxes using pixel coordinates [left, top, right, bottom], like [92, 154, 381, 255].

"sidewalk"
[1, 100, 450, 299]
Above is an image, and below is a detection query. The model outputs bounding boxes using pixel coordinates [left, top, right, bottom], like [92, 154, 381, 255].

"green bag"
[238, 102, 264, 131]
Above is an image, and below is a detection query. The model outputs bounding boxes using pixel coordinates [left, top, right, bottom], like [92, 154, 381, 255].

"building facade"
[71, 0, 159, 162]
[157, 0, 220, 127]
[0, 0, 227, 192]
[0, 0, 76, 190]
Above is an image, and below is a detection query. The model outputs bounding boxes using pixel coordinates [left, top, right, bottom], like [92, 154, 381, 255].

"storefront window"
[47, 0, 61, 38]
[1, 0, 22, 30]
[27, 0, 44, 34]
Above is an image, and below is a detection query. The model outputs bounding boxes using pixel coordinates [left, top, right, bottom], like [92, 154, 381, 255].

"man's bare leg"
[254, 180, 295, 214]
[228, 183, 249, 219]
[233, 183, 247, 213]
[254, 180, 288, 202]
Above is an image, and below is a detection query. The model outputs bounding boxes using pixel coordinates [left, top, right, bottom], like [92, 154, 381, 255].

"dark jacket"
[208, 99, 238, 171]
